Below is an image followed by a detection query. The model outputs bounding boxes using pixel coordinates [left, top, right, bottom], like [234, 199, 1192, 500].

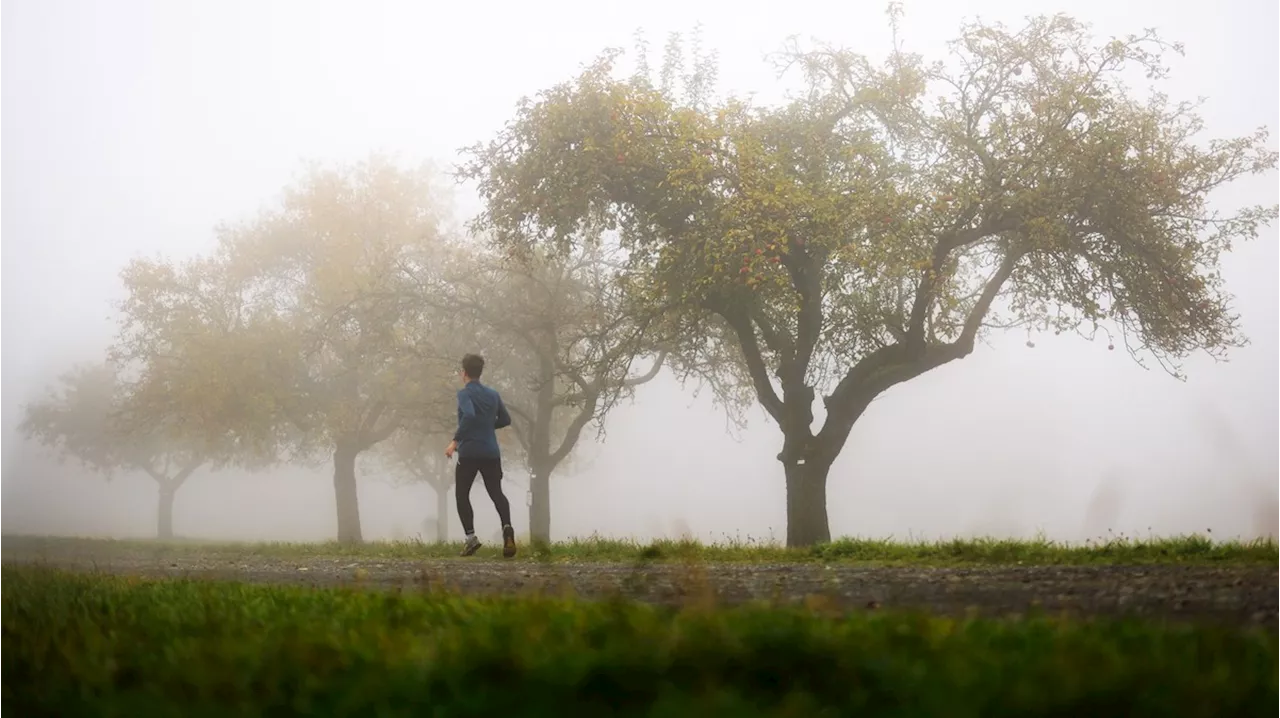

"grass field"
[3, 565, 1275, 717]
[8, 532, 1276, 566]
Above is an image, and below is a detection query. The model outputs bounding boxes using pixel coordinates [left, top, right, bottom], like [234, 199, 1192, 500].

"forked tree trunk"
[529, 462, 552, 544]
[333, 442, 363, 544]
[157, 483, 177, 540]
[147, 463, 198, 541]
[784, 458, 832, 547]
[435, 482, 450, 543]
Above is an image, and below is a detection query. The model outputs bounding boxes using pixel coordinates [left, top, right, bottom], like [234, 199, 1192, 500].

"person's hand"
[444, 441, 457, 459]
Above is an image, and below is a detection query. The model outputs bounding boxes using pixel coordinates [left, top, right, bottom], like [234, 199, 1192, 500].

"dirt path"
[4, 538, 1275, 627]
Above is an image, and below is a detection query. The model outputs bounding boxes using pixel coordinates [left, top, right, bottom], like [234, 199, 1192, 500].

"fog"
[3, 0, 1276, 544]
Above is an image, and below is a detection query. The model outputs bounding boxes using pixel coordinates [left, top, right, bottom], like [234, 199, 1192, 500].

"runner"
[445, 353, 517, 558]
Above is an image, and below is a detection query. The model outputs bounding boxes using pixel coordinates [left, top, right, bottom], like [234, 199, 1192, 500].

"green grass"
[6, 532, 1277, 566]
[2, 566, 1274, 717]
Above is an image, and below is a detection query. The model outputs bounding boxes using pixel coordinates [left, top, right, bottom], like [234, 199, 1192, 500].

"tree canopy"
[20, 362, 243, 538]
[114, 157, 459, 543]
[461, 13, 1278, 545]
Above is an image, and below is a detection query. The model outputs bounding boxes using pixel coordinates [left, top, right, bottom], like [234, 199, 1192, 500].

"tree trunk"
[784, 459, 832, 547]
[434, 482, 450, 543]
[529, 462, 552, 544]
[157, 483, 177, 540]
[333, 442, 363, 544]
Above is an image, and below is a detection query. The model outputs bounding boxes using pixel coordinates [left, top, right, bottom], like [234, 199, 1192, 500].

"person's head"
[460, 353, 485, 384]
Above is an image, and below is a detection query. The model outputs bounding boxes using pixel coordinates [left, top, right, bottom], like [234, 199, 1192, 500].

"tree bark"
[434, 481, 450, 543]
[157, 482, 177, 540]
[333, 441, 363, 544]
[529, 461, 552, 544]
[784, 458, 832, 547]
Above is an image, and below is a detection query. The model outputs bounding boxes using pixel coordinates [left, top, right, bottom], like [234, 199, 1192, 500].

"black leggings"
[455, 457, 513, 535]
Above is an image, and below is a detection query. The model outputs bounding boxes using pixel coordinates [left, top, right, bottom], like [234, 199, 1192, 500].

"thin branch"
[621, 351, 668, 387]
[720, 305, 784, 423]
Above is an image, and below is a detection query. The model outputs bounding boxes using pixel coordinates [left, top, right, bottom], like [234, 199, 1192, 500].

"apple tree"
[461, 14, 1277, 545]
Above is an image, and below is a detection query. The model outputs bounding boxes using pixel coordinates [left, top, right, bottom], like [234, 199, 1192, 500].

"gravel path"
[4, 537, 1275, 628]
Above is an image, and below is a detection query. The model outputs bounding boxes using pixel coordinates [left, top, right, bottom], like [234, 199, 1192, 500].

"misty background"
[3, 0, 1276, 543]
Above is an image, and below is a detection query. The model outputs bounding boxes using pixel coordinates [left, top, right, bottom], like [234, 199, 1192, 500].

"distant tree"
[404, 242, 664, 543]
[20, 363, 240, 539]
[462, 12, 1277, 546]
[114, 156, 456, 543]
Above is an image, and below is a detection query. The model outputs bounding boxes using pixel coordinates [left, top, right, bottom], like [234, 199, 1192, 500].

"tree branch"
[749, 306, 795, 361]
[558, 362, 594, 393]
[363, 416, 401, 448]
[550, 390, 589, 408]
[170, 458, 203, 492]
[719, 306, 784, 423]
[785, 247, 823, 381]
[358, 401, 387, 437]
[906, 216, 1017, 349]
[548, 398, 598, 468]
[622, 351, 667, 387]
[818, 246, 1025, 458]
[141, 464, 166, 484]
[955, 246, 1025, 352]
[143, 456, 203, 492]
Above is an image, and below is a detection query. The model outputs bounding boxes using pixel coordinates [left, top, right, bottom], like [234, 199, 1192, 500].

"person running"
[444, 353, 517, 558]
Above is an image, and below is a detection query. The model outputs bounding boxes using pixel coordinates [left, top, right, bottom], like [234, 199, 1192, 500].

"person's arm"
[495, 395, 512, 430]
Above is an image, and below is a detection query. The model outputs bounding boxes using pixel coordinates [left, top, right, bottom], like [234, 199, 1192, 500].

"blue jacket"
[453, 381, 511, 460]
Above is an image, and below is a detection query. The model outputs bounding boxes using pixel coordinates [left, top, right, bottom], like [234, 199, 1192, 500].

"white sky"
[2, 0, 1276, 543]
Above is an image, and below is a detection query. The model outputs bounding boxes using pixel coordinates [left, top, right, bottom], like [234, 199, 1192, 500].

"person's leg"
[455, 458, 482, 556]
[478, 458, 512, 527]
[478, 458, 517, 558]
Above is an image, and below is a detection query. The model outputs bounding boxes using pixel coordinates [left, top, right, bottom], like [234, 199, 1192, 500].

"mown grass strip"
[3, 566, 1275, 717]
[5, 532, 1276, 566]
